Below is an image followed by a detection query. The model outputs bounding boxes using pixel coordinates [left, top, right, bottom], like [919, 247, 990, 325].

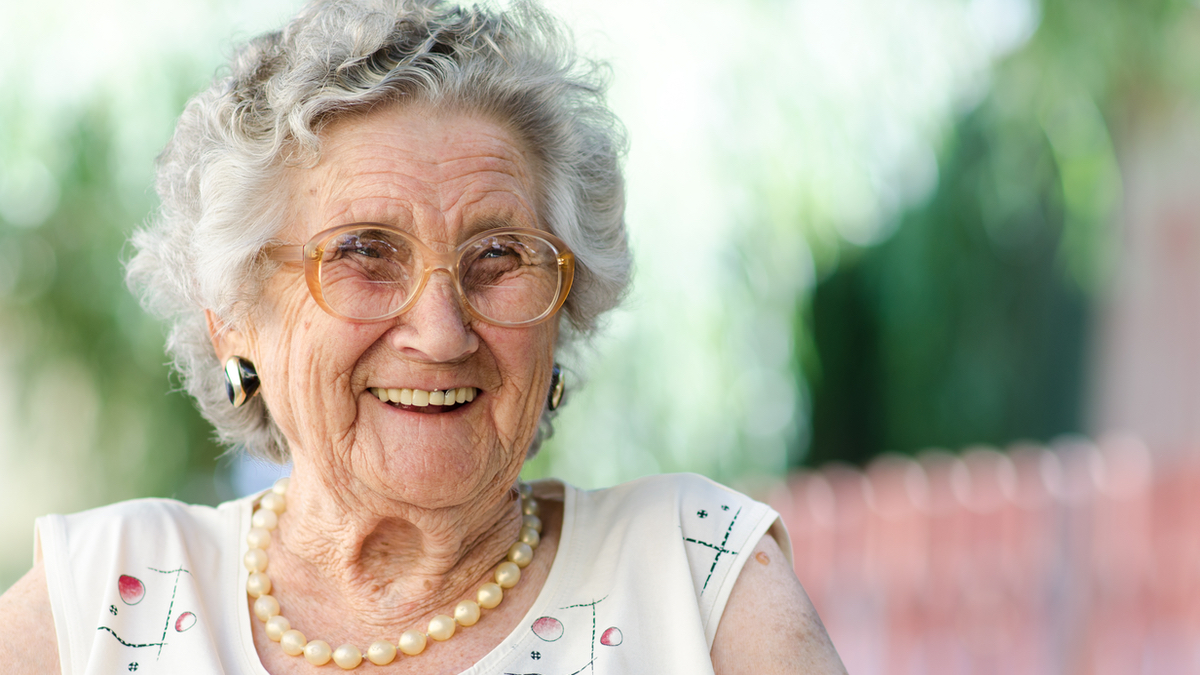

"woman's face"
[220, 104, 557, 506]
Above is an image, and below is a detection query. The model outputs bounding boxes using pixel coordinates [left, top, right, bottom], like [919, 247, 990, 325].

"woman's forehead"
[284, 105, 541, 241]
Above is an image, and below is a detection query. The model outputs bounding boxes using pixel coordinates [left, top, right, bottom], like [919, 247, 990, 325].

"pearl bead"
[398, 629, 427, 655]
[265, 615, 290, 641]
[247, 527, 271, 549]
[280, 629, 307, 656]
[304, 640, 333, 665]
[454, 600, 481, 627]
[518, 483, 532, 498]
[477, 582, 503, 609]
[522, 514, 543, 533]
[367, 640, 397, 666]
[272, 477, 289, 495]
[244, 548, 268, 573]
[246, 572, 272, 598]
[520, 526, 541, 549]
[252, 508, 279, 531]
[507, 541, 534, 568]
[260, 492, 287, 514]
[521, 499, 540, 517]
[332, 643, 363, 669]
[494, 561, 521, 588]
[428, 614, 456, 641]
[253, 594, 280, 621]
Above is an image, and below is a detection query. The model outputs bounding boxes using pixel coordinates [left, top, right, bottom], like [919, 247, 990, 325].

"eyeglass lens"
[316, 228, 563, 323]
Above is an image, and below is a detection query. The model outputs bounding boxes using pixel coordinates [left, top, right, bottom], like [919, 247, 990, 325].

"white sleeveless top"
[37, 473, 788, 674]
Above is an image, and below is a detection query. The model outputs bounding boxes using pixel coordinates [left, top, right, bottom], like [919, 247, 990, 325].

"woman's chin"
[347, 409, 514, 503]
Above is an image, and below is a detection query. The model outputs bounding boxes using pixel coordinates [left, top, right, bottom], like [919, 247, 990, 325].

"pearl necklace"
[245, 478, 543, 669]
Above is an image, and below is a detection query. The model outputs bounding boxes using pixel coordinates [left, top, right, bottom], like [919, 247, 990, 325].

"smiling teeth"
[371, 386, 477, 407]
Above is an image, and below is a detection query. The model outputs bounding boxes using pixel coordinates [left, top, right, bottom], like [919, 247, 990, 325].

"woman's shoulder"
[559, 472, 783, 579]
[52, 494, 248, 520]
[532, 473, 788, 657]
[40, 495, 250, 552]
[570, 472, 770, 516]
[35, 494, 257, 675]
[36, 495, 253, 610]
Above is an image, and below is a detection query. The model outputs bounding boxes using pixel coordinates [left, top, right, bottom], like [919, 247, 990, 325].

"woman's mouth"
[369, 386, 478, 414]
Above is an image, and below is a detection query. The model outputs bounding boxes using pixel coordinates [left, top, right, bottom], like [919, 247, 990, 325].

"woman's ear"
[205, 309, 252, 363]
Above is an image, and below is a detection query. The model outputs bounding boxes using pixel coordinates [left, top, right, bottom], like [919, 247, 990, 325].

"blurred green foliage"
[803, 0, 1200, 464]
[807, 103, 1090, 462]
[0, 98, 225, 502]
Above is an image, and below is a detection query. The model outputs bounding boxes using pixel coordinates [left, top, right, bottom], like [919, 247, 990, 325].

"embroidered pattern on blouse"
[98, 565, 197, 665]
[683, 505, 743, 593]
[509, 595, 623, 675]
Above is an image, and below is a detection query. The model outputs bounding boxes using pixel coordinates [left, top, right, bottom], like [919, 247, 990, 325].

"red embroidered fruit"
[118, 575, 145, 605]
[531, 616, 564, 642]
[600, 627, 623, 646]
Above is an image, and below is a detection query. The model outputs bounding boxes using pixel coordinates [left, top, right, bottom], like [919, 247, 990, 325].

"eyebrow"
[460, 214, 537, 239]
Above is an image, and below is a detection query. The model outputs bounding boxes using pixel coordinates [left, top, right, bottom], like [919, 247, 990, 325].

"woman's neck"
[263, 466, 525, 638]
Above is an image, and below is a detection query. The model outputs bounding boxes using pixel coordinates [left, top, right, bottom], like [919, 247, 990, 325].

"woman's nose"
[387, 271, 479, 362]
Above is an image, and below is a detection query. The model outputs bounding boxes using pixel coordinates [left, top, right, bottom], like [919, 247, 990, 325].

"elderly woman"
[0, 0, 843, 672]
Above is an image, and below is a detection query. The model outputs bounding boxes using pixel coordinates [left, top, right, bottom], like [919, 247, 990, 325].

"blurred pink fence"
[768, 436, 1200, 675]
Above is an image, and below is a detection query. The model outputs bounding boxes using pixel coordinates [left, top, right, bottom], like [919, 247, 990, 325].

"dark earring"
[224, 356, 261, 408]
[547, 364, 565, 411]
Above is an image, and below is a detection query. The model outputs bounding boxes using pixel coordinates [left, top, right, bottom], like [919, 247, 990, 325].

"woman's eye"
[350, 244, 382, 258]
[334, 237, 388, 259]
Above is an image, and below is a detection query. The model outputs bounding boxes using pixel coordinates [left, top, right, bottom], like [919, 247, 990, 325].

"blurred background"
[3, 0, 1200, 671]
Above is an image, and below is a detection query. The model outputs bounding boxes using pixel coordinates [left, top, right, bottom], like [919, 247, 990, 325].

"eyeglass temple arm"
[266, 245, 306, 263]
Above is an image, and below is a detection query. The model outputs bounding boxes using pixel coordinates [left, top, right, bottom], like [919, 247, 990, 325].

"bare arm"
[711, 531, 846, 674]
[0, 562, 62, 675]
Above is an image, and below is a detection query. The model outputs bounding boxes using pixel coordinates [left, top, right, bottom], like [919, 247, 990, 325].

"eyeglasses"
[268, 224, 575, 327]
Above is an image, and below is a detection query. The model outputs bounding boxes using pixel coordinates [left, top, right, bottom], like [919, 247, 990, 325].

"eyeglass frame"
[267, 223, 576, 328]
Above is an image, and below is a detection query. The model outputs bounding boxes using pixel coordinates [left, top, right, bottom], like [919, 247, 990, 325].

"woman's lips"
[369, 386, 478, 414]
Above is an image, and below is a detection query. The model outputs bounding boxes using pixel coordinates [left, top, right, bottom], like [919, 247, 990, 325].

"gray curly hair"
[126, 0, 630, 462]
